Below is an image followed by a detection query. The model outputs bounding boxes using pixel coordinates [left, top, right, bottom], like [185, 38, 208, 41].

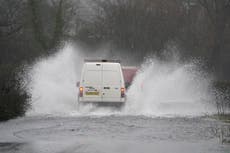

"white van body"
[78, 60, 126, 104]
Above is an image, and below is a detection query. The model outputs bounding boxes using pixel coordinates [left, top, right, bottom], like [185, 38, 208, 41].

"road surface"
[0, 115, 230, 153]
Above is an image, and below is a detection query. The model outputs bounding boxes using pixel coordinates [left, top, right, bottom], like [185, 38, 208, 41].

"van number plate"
[85, 91, 99, 95]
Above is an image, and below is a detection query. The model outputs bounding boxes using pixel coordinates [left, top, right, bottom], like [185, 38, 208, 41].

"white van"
[77, 60, 126, 105]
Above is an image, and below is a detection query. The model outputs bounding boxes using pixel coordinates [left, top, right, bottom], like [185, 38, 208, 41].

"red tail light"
[121, 87, 125, 98]
[79, 87, 83, 97]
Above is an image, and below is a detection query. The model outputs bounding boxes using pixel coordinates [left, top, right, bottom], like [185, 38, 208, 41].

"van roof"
[84, 59, 120, 63]
[84, 62, 121, 66]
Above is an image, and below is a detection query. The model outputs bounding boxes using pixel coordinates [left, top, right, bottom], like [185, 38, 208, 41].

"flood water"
[2, 43, 228, 153]
[0, 115, 230, 153]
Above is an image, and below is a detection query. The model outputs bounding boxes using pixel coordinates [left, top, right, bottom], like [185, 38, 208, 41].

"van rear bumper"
[79, 101, 125, 107]
[78, 97, 126, 103]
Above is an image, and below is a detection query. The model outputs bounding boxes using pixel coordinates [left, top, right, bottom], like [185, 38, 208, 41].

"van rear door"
[83, 63, 102, 101]
[102, 63, 121, 101]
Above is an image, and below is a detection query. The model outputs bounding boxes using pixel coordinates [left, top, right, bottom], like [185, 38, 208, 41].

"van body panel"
[81, 63, 102, 101]
[102, 64, 121, 99]
[78, 62, 125, 103]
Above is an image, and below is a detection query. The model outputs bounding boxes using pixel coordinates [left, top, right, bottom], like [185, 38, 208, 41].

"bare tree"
[89, 0, 186, 57]
[0, 0, 25, 38]
[28, 0, 77, 52]
[28, 0, 49, 50]
[198, 0, 230, 70]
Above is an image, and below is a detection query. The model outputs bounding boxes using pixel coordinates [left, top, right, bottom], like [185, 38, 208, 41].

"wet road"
[0, 116, 230, 153]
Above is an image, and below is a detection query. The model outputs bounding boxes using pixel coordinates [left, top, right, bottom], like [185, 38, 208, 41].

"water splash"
[25, 43, 216, 117]
[124, 59, 216, 116]
[26, 44, 82, 115]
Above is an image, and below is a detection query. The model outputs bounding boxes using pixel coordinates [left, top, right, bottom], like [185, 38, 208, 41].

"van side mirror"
[76, 81, 80, 87]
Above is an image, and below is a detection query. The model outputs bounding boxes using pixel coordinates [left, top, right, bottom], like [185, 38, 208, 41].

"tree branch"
[28, 0, 48, 50]
[198, 0, 215, 24]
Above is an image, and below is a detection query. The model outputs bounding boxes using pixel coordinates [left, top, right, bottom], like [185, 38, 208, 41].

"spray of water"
[26, 44, 82, 115]
[25, 43, 216, 117]
[124, 58, 215, 116]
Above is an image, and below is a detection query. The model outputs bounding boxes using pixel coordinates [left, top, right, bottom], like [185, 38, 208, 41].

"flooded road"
[0, 116, 229, 153]
[7, 44, 229, 153]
